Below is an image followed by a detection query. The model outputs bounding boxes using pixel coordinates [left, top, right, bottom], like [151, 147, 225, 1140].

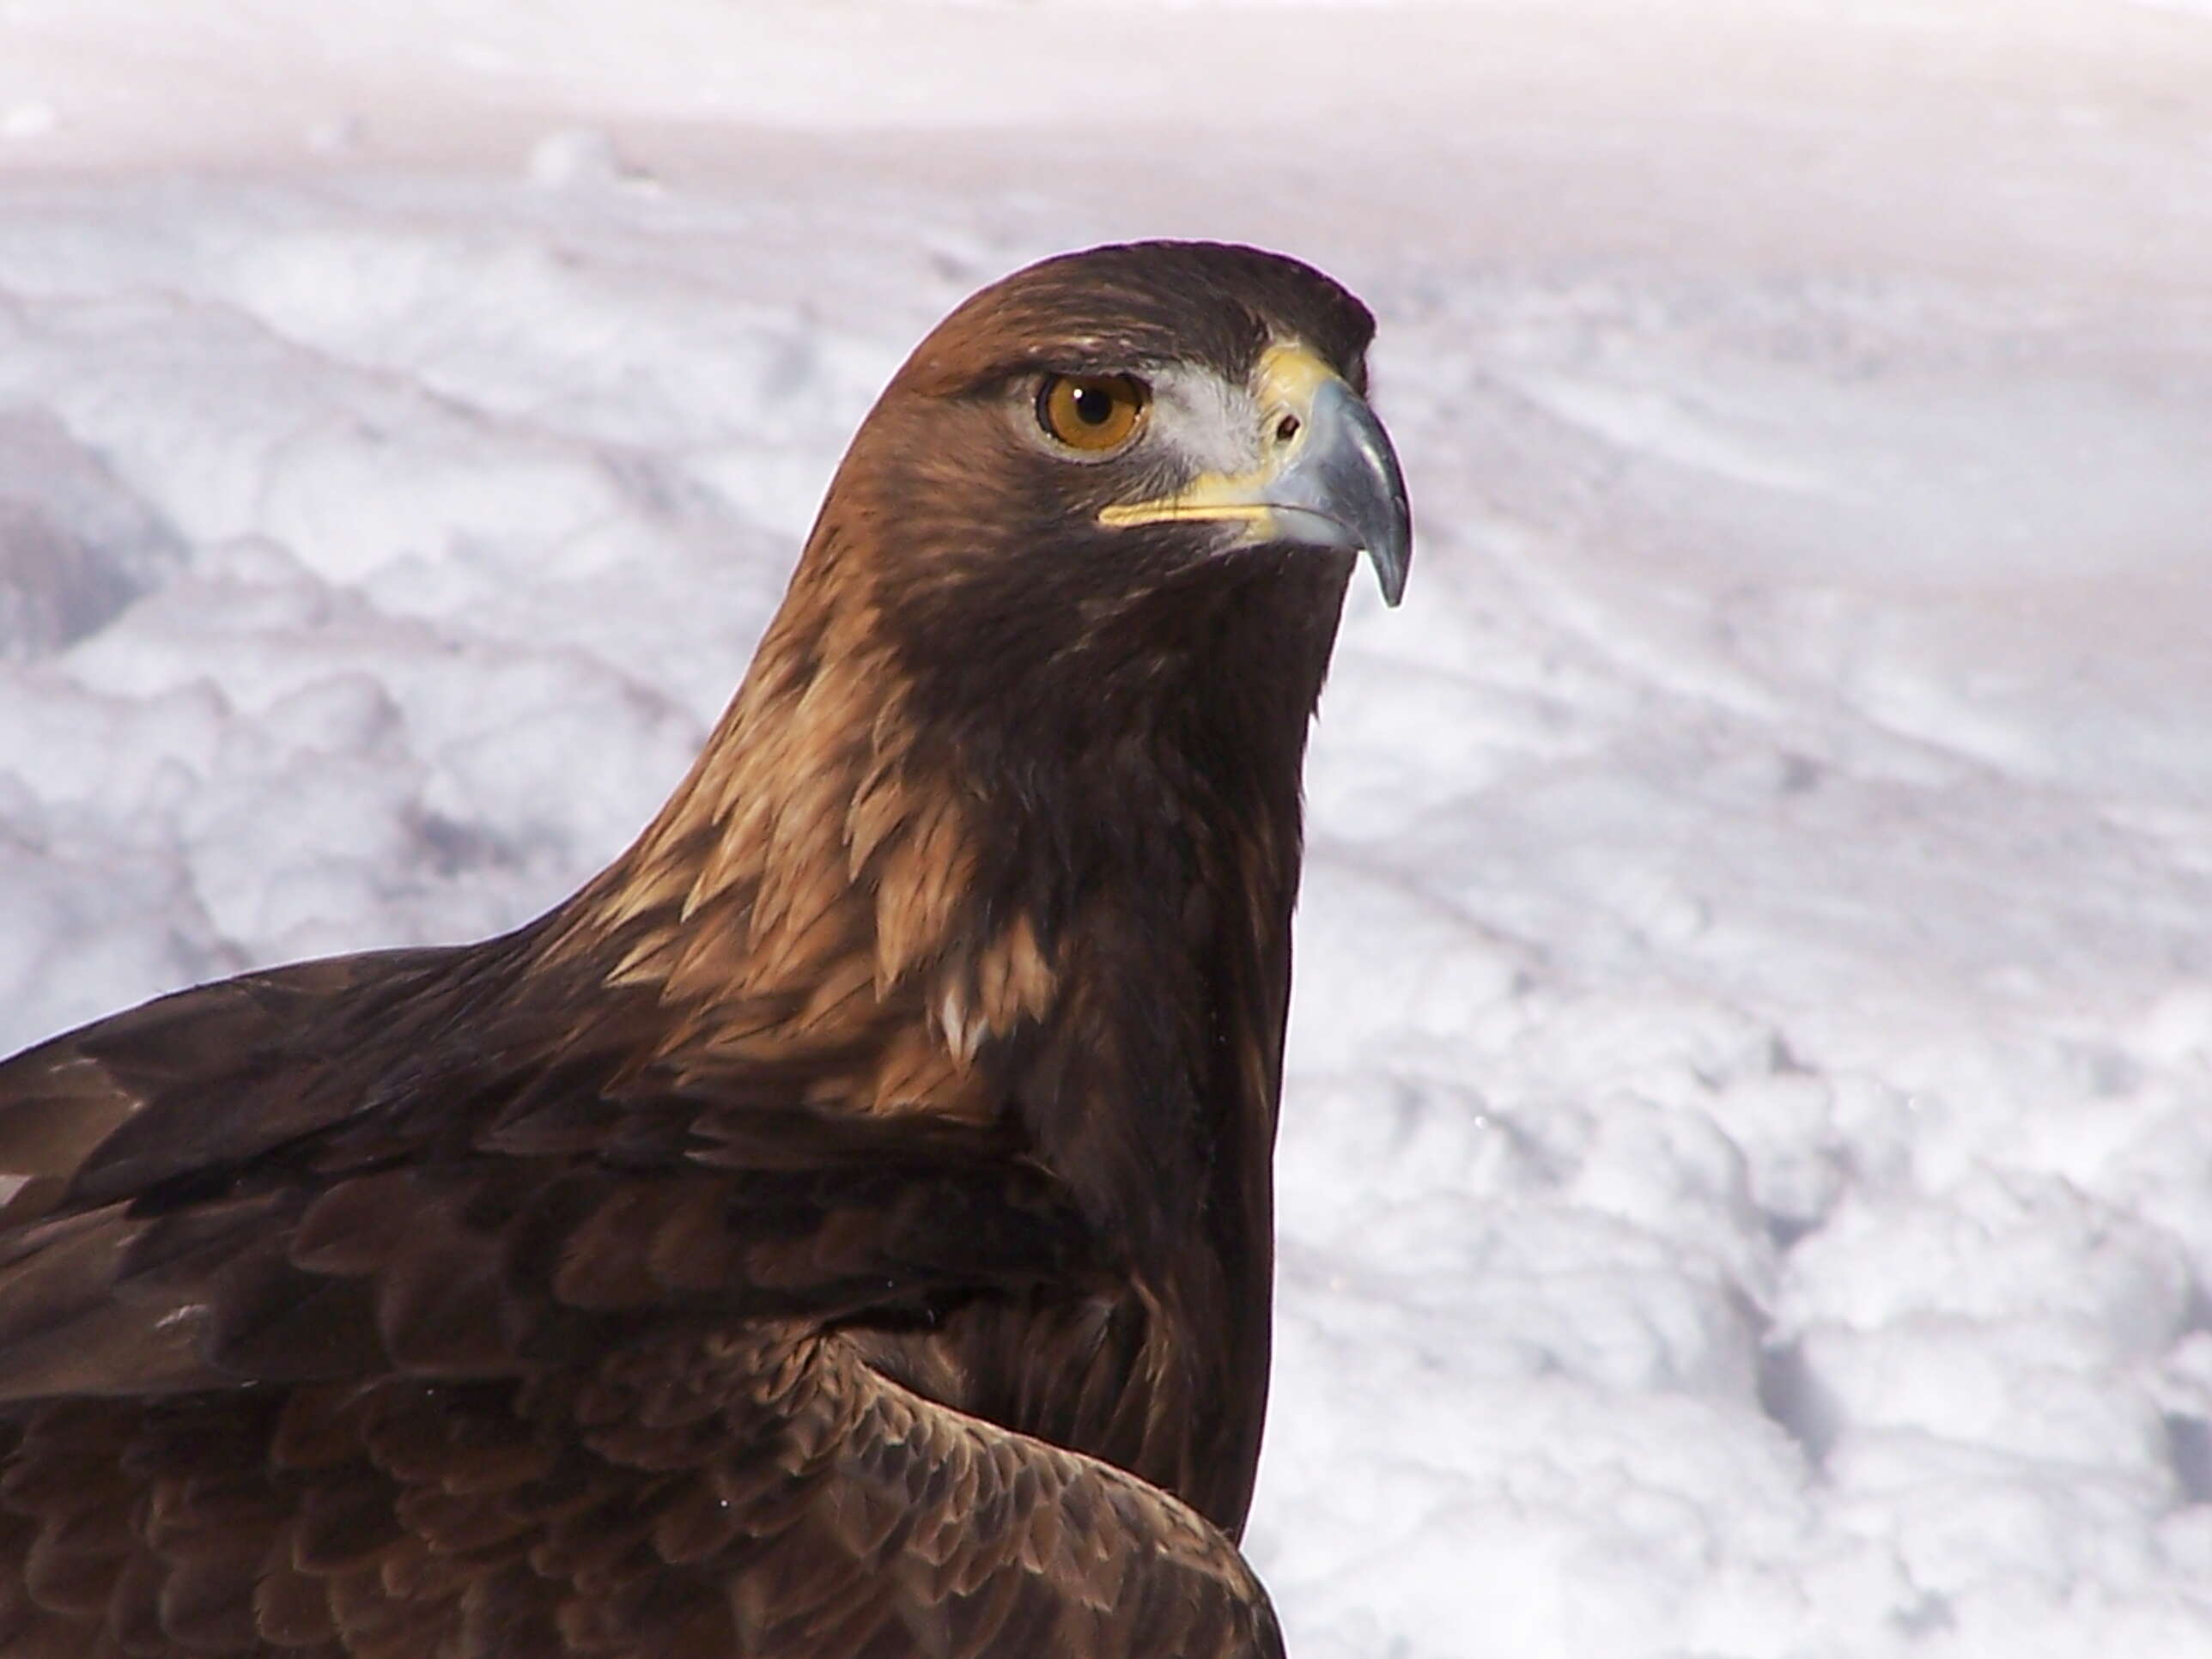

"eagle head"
[799, 241, 1411, 732]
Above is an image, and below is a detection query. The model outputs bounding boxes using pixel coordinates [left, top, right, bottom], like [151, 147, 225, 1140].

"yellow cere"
[1251, 343, 1336, 416]
[1098, 342, 1340, 532]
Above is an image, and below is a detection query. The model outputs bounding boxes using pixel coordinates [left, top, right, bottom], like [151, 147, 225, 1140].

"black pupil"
[1072, 383, 1115, 425]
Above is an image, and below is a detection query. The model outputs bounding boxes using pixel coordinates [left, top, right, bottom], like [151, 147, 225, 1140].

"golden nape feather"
[0, 240, 1409, 1656]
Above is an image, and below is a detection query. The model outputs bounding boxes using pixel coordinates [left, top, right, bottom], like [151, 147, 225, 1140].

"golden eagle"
[0, 240, 1410, 1657]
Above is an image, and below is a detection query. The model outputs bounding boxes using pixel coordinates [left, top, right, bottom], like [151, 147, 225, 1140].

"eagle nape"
[0, 240, 1405, 1659]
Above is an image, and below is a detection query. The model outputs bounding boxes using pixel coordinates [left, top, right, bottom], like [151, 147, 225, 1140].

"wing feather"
[0, 957, 1280, 1653]
[0, 945, 1099, 1408]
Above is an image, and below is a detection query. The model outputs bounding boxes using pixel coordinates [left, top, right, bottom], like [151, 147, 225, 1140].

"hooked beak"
[1098, 346, 1413, 605]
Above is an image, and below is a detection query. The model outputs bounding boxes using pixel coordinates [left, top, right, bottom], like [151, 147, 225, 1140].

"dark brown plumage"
[0, 240, 1409, 1657]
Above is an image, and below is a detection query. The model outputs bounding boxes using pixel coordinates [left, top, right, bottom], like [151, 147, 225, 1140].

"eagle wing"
[0, 954, 1291, 1657]
[0, 1311, 1281, 1658]
[0, 945, 1095, 1407]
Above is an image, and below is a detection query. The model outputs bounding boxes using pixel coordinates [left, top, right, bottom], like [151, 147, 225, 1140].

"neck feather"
[540, 536, 1345, 1244]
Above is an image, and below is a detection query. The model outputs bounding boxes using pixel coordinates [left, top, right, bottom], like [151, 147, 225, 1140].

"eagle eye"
[1036, 373, 1148, 454]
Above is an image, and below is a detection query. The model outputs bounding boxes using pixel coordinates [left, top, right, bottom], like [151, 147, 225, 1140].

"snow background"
[4, 1, 2212, 1653]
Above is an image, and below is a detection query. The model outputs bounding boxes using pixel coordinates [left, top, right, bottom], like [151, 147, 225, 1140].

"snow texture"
[4, 2, 2212, 1655]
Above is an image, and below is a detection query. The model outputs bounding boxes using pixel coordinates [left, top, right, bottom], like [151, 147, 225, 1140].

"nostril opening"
[1273, 414, 1301, 446]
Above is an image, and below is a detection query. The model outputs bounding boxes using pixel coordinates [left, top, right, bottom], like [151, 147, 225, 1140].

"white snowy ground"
[4, 2, 2212, 1655]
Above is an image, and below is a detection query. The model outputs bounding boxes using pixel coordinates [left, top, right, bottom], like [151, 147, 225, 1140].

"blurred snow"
[3, 1, 2212, 1655]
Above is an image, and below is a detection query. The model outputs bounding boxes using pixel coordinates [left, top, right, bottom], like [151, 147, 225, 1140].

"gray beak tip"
[1370, 519, 1412, 608]
[1294, 377, 1413, 608]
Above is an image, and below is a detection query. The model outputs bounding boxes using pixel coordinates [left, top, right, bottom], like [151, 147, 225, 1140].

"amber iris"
[1036, 373, 1148, 453]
